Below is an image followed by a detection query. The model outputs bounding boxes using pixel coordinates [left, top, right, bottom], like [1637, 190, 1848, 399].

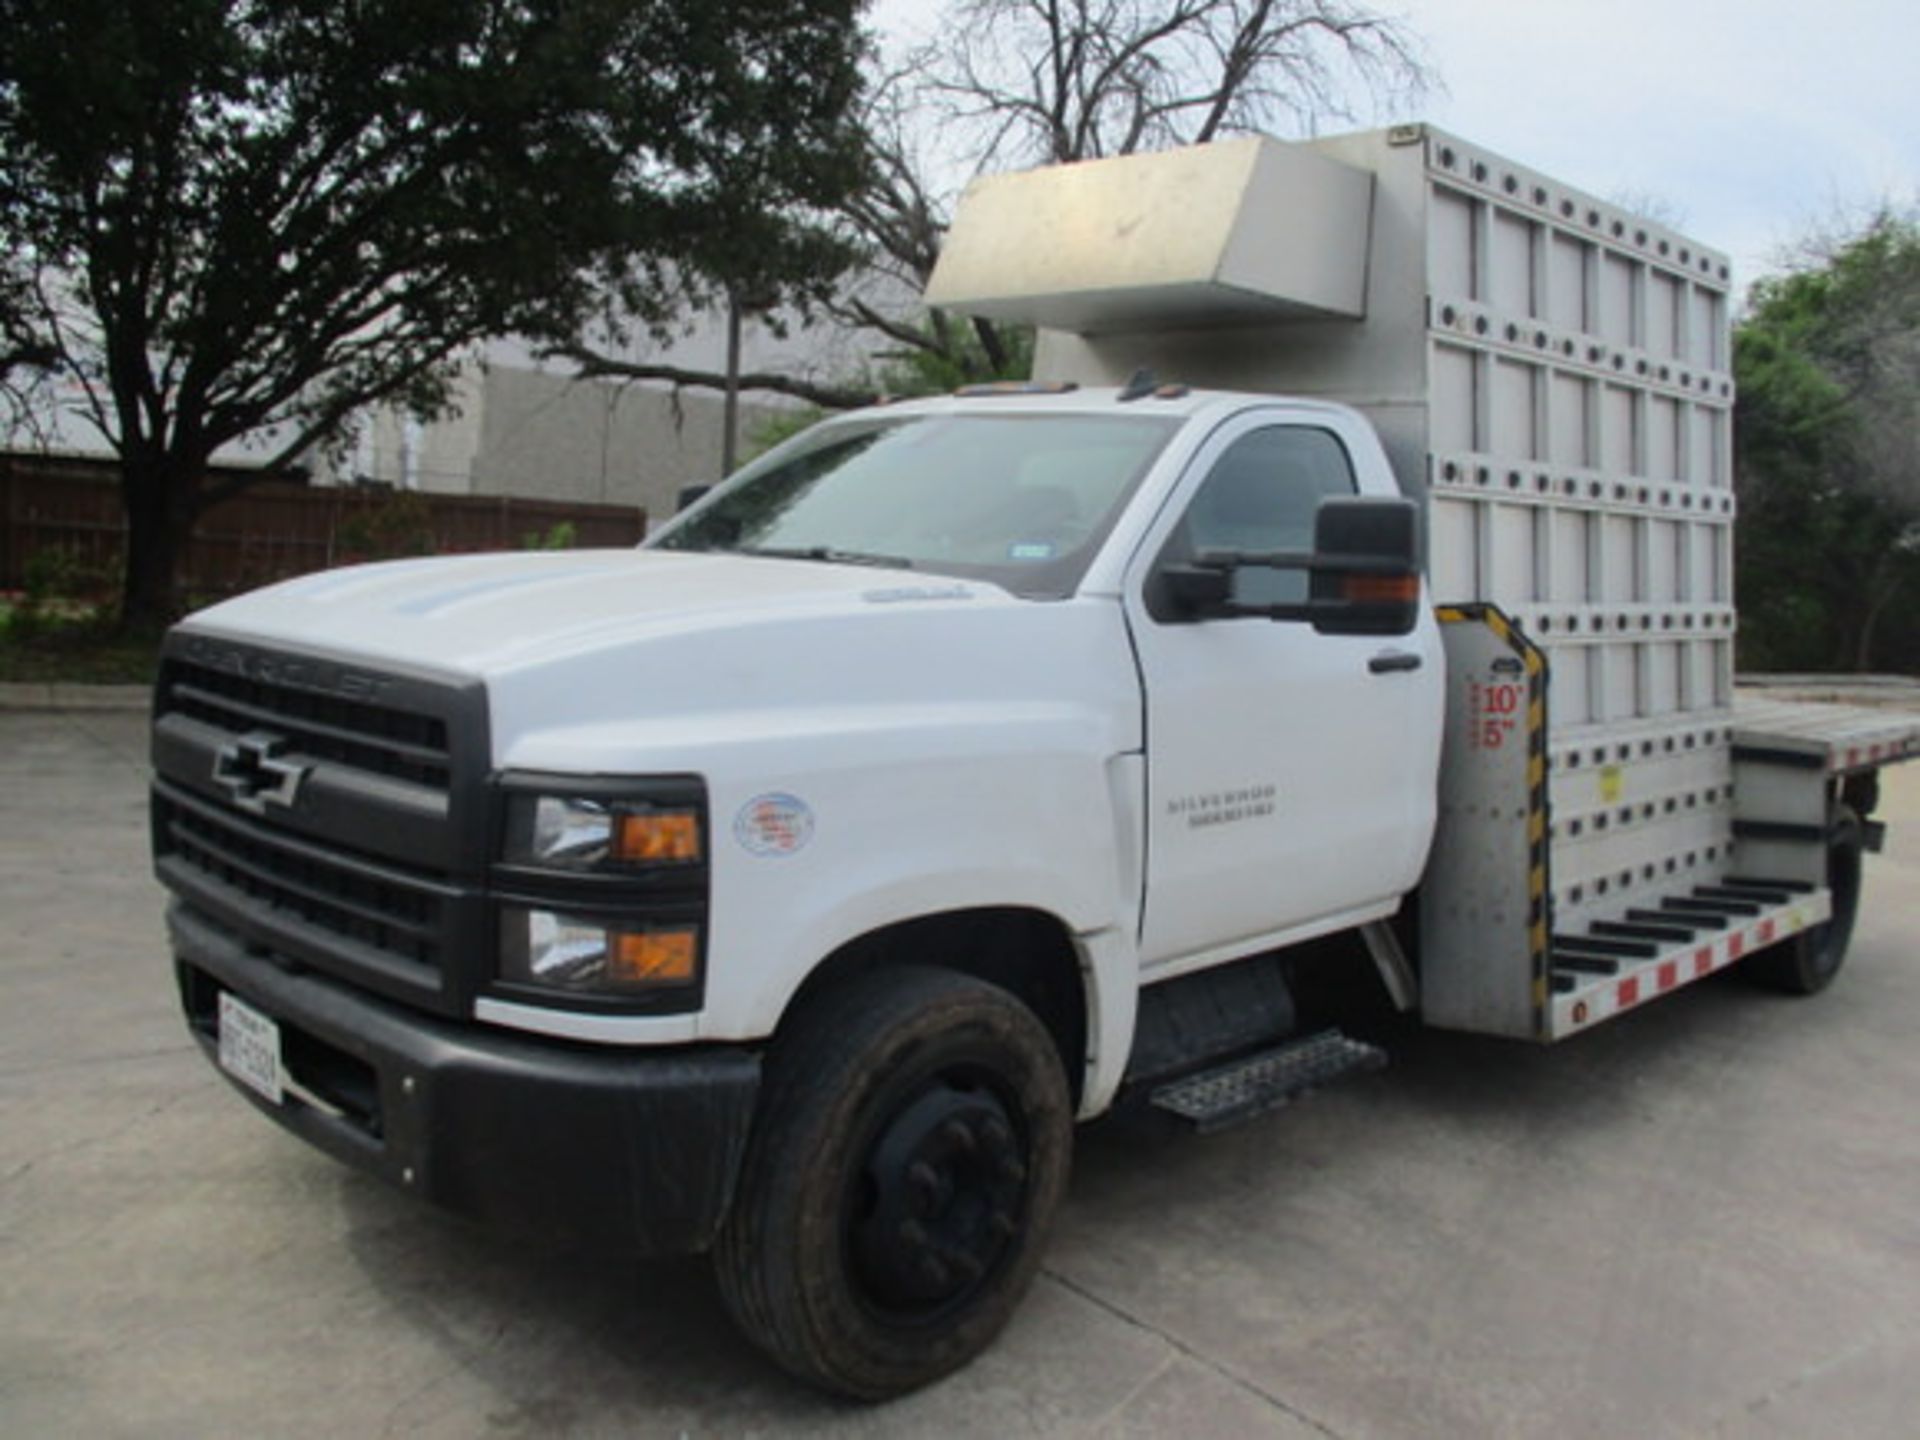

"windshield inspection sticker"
[734, 793, 816, 857]
[1008, 542, 1056, 560]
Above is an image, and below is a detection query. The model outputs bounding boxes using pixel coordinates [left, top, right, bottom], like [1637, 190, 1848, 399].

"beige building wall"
[333, 287, 910, 512]
[357, 365, 486, 494]
[338, 360, 801, 525]
[465, 366, 792, 524]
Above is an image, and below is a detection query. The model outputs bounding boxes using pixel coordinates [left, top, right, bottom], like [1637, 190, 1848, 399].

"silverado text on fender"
[153, 125, 1919, 1398]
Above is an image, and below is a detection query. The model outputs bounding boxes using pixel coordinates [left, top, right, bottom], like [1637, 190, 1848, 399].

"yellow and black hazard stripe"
[1437, 602, 1552, 1036]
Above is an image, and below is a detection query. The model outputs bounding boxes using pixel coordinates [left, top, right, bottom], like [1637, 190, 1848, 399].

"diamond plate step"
[1148, 1029, 1387, 1135]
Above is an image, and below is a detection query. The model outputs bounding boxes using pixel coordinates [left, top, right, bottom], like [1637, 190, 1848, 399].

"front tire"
[714, 967, 1072, 1399]
[1747, 806, 1866, 995]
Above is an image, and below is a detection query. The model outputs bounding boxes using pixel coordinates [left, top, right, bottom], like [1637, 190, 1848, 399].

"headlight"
[501, 907, 701, 993]
[493, 776, 709, 1008]
[505, 794, 703, 870]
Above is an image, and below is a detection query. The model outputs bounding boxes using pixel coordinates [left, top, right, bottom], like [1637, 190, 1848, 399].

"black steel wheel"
[713, 966, 1072, 1399]
[1747, 806, 1866, 995]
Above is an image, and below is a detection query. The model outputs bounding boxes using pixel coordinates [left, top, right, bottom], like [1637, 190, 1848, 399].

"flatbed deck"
[1734, 694, 1920, 776]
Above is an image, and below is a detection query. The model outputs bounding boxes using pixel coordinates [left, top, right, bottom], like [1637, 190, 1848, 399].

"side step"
[1149, 1030, 1386, 1135]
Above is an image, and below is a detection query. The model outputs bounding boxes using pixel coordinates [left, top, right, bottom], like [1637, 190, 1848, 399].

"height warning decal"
[1467, 675, 1527, 751]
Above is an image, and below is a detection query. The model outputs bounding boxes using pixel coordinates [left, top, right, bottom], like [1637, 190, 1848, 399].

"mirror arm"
[1192, 547, 1314, 572]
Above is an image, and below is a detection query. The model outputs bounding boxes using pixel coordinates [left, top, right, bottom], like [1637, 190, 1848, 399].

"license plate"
[218, 991, 284, 1105]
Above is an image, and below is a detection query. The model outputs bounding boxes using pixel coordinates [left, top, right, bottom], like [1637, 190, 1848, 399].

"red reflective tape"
[1658, 961, 1678, 992]
[1618, 976, 1641, 1008]
[1695, 947, 1714, 977]
[1758, 919, 1776, 944]
[1729, 933, 1745, 960]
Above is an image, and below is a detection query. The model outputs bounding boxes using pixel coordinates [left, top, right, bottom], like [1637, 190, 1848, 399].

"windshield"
[648, 412, 1180, 598]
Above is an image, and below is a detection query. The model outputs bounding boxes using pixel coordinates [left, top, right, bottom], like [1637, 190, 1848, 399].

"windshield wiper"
[738, 545, 915, 570]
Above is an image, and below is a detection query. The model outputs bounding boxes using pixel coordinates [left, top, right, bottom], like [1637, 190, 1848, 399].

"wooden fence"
[0, 454, 647, 602]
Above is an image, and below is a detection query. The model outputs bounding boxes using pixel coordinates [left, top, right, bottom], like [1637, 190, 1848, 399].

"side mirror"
[1306, 497, 1421, 636]
[1147, 495, 1422, 630]
[676, 483, 713, 512]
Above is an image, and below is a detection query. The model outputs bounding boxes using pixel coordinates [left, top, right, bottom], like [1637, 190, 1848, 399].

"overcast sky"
[873, 0, 1918, 299]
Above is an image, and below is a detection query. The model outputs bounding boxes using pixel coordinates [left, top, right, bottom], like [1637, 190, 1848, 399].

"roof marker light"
[951, 381, 1080, 397]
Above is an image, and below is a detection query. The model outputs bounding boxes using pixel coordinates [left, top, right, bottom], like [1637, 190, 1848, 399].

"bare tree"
[931, 0, 1427, 167]
[561, 0, 1430, 407]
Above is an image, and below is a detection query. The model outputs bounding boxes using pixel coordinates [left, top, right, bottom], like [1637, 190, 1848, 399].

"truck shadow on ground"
[1075, 966, 1772, 1164]
[333, 967, 1822, 1432]
[338, 1187, 834, 1430]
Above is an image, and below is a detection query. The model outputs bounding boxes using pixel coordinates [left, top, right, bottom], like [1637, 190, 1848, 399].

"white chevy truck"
[152, 126, 1918, 1398]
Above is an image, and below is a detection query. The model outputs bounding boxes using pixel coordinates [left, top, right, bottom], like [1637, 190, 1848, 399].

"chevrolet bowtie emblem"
[212, 730, 309, 814]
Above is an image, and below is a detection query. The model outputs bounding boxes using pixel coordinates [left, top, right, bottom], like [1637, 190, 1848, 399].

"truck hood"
[183, 549, 991, 672]
[179, 549, 1140, 771]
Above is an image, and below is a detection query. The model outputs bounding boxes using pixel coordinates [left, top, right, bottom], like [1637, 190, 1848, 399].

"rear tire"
[713, 966, 1072, 1399]
[1747, 807, 1865, 995]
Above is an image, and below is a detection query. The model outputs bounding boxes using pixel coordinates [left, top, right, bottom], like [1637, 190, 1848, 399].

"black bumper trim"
[169, 902, 759, 1256]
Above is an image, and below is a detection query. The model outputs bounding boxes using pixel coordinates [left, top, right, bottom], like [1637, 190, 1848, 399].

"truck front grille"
[162, 797, 445, 970]
[151, 633, 489, 1015]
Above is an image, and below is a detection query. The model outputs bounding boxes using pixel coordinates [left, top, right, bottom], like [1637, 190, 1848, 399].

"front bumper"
[169, 902, 760, 1256]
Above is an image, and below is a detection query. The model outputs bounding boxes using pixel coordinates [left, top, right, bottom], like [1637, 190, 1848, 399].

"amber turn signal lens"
[610, 928, 699, 986]
[613, 810, 702, 864]
[1341, 573, 1420, 603]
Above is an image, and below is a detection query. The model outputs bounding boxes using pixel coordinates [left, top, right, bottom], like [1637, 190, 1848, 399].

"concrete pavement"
[3, 707, 1919, 1437]
[0, 683, 149, 712]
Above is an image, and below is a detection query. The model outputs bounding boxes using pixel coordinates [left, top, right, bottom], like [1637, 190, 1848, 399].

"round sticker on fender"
[734, 793, 815, 857]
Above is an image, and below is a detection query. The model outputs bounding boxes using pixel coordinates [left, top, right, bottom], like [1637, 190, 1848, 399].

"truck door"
[1125, 412, 1442, 971]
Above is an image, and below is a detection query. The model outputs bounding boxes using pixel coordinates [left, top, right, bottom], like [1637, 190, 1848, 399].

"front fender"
[499, 702, 1146, 1061]
[489, 595, 1147, 1089]
[695, 711, 1143, 1045]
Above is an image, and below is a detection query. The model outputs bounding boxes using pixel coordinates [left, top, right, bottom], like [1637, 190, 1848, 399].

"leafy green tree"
[870, 318, 1035, 397]
[1735, 213, 1920, 673]
[0, 0, 868, 628]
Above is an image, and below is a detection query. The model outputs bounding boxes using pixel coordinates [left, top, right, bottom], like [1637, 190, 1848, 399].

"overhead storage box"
[925, 136, 1374, 331]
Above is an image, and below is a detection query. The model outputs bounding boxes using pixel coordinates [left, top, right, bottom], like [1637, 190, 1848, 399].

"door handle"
[1368, 651, 1422, 674]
